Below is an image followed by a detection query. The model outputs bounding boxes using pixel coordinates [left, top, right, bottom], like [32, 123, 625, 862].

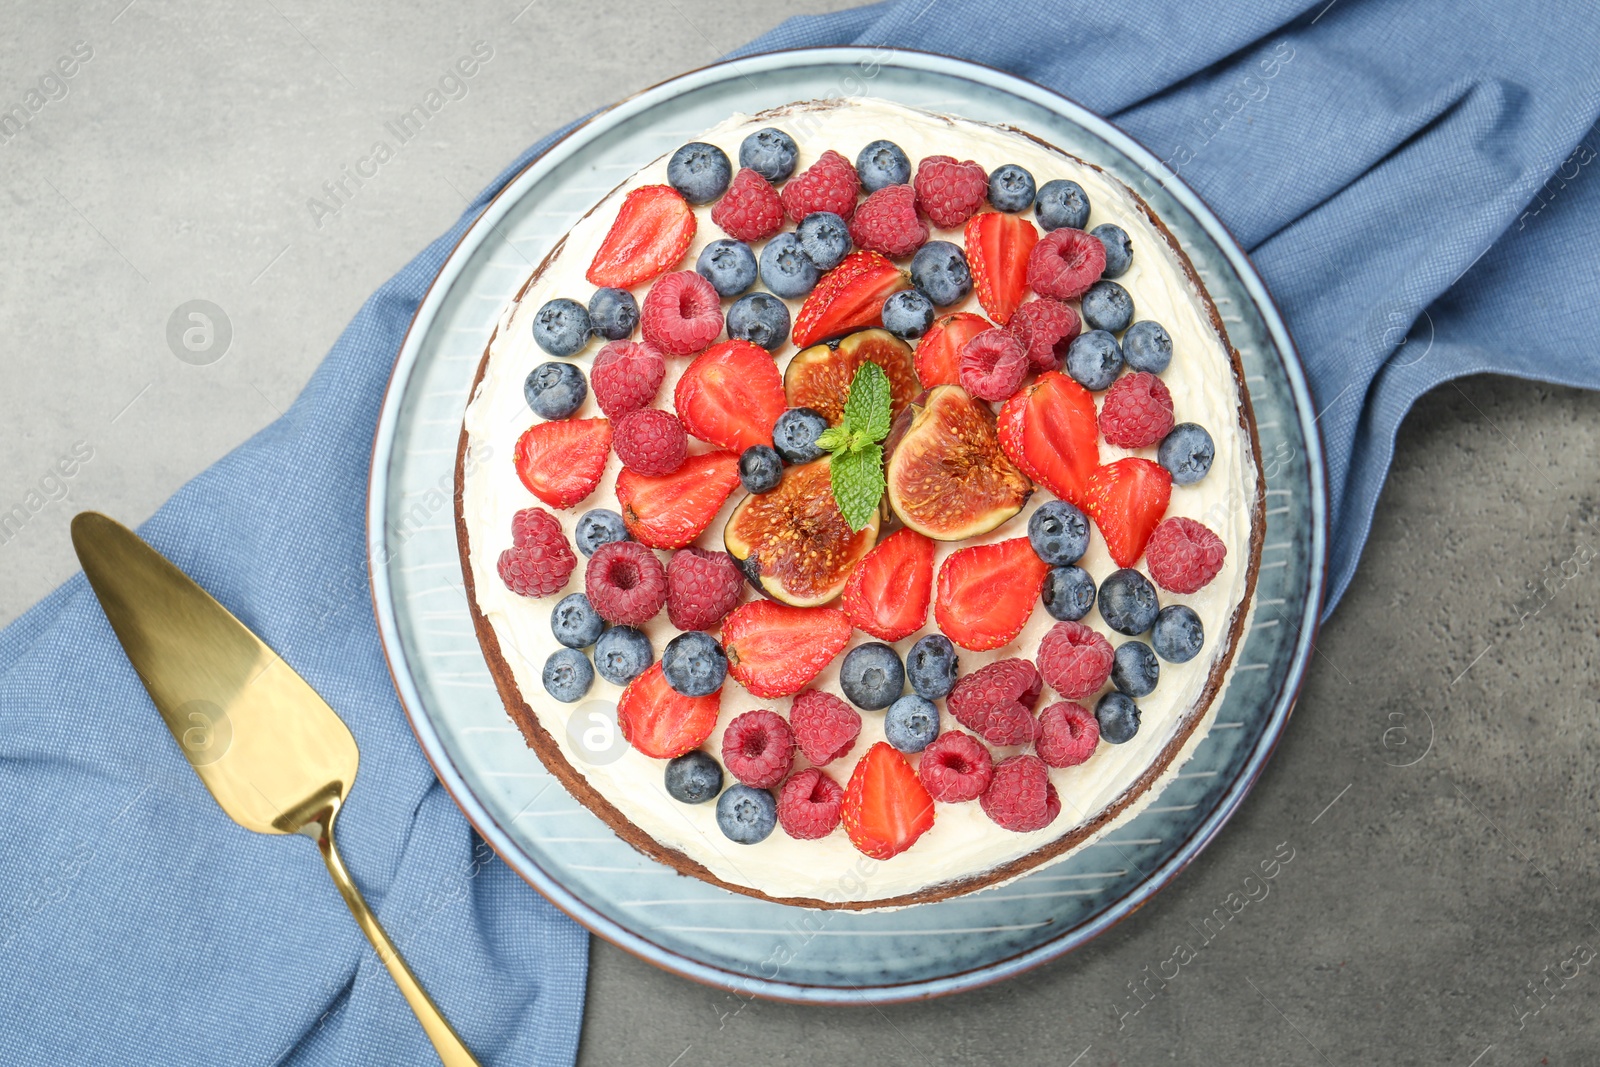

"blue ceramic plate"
[368, 47, 1326, 1004]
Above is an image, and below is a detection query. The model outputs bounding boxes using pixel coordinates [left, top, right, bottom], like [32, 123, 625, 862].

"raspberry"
[917, 730, 994, 803]
[776, 768, 844, 839]
[1007, 298, 1082, 373]
[1099, 372, 1175, 449]
[1027, 228, 1106, 301]
[496, 507, 575, 597]
[1145, 517, 1227, 594]
[721, 708, 795, 788]
[1035, 702, 1099, 767]
[641, 271, 723, 355]
[590, 341, 665, 419]
[947, 658, 1043, 746]
[711, 168, 784, 242]
[612, 408, 687, 476]
[584, 540, 667, 625]
[958, 328, 1029, 402]
[510, 505, 564, 548]
[848, 185, 927, 258]
[1036, 621, 1114, 700]
[789, 688, 861, 766]
[665, 547, 743, 631]
[781, 150, 859, 224]
[980, 754, 1061, 832]
[913, 155, 988, 229]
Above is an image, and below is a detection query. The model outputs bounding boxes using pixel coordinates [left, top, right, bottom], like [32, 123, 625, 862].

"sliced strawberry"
[914, 312, 991, 388]
[617, 661, 720, 759]
[996, 371, 1099, 509]
[791, 251, 910, 349]
[586, 185, 696, 289]
[934, 537, 1049, 652]
[841, 528, 935, 642]
[674, 340, 787, 453]
[842, 742, 935, 860]
[964, 212, 1039, 326]
[721, 601, 851, 699]
[513, 418, 611, 510]
[614, 450, 740, 549]
[1086, 458, 1172, 568]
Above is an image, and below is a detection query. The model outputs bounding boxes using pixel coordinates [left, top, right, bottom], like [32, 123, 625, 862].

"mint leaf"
[831, 444, 885, 532]
[842, 362, 891, 443]
[814, 426, 851, 453]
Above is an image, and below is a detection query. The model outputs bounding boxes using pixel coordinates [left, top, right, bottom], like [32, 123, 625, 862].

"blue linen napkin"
[3, 1, 1599, 1063]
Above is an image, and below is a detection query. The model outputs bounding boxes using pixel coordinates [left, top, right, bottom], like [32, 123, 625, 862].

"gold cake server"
[71, 511, 480, 1067]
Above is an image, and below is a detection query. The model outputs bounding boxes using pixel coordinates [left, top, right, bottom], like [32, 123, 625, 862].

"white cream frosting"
[460, 98, 1257, 906]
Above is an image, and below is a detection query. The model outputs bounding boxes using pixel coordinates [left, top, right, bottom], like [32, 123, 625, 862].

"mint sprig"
[816, 362, 891, 531]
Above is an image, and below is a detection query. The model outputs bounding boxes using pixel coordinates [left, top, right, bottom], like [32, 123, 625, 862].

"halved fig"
[884, 385, 1032, 541]
[723, 458, 880, 606]
[784, 329, 920, 426]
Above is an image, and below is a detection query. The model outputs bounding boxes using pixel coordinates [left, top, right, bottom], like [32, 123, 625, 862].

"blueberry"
[856, 139, 910, 192]
[1042, 565, 1097, 621]
[988, 163, 1036, 212]
[667, 141, 731, 204]
[1092, 223, 1132, 279]
[839, 642, 904, 710]
[532, 298, 590, 357]
[696, 239, 757, 297]
[738, 127, 797, 183]
[739, 444, 784, 493]
[1112, 641, 1160, 697]
[661, 630, 728, 697]
[665, 750, 724, 804]
[726, 292, 790, 351]
[1159, 423, 1215, 485]
[1122, 320, 1173, 373]
[909, 241, 972, 307]
[772, 408, 828, 464]
[524, 362, 587, 420]
[587, 287, 639, 340]
[906, 634, 958, 699]
[1082, 280, 1134, 334]
[797, 211, 851, 271]
[882, 289, 935, 340]
[551, 592, 605, 649]
[884, 695, 940, 753]
[1035, 179, 1090, 231]
[1028, 500, 1090, 565]
[593, 625, 651, 685]
[1095, 691, 1141, 744]
[758, 232, 820, 299]
[1065, 330, 1124, 391]
[716, 783, 776, 843]
[574, 509, 629, 557]
[1151, 605, 1204, 663]
[542, 647, 593, 703]
[1099, 568, 1160, 636]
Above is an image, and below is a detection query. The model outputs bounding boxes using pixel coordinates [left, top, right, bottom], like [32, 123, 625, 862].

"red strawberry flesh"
[934, 537, 1050, 651]
[843, 742, 935, 859]
[614, 450, 740, 549]
[617, 662, 720, 759]
[586, 185, 695, 289]
[513, 418, 612, 510]
[674, 340, 787, 453]
[721, 601, 851, 699]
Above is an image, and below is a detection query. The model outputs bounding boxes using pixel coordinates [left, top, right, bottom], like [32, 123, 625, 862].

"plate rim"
[367, 44, 1329, 1004]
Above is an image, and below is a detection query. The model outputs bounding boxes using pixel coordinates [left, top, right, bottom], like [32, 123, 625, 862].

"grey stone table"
[3, 2, 1595, 1062]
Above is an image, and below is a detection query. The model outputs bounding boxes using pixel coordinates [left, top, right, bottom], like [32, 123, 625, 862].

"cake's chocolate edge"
[454, 97, 1269, 911]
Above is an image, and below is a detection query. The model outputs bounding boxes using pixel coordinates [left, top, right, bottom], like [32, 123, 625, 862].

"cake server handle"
[301, 806, 483, 1067]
